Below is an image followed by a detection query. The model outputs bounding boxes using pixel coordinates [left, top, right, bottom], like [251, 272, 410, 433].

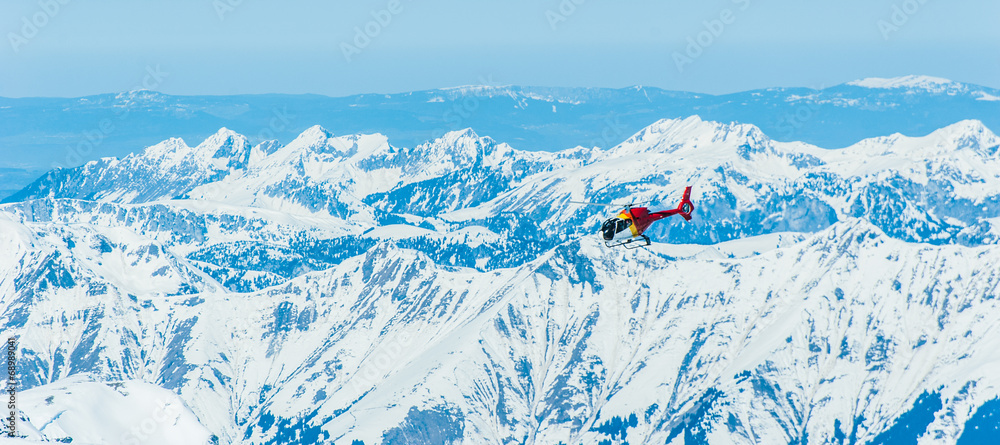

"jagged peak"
[195, 128, 252, 165]
[198, 127, 248, 148]
[929, 119, 1000, 155]
[145, 136, 190, 150]
[282, 125, 342, 154]
[811, 218, 889, 249]
[608, 116, 771, 157]
[936, 119, 995, 137]
[643, 116, 766, 143]
[392, 128, 522, 173]
[139, 137, 192, 159]
[437, 128, 482, 142]
[130, 128, 252, 172]
[282, 125, 332, 147]
[422, 128, 497, 155]
[299, 124, 334, 140]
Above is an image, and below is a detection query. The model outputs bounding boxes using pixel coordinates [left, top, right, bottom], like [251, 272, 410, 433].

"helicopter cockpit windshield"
[601, 218, 632, 240]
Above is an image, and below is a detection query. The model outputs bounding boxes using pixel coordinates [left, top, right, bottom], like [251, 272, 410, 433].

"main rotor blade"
[569, 200, 652, 208]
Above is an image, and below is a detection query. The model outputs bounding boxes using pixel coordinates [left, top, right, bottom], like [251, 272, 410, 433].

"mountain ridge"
[2, 111, 1000, 443]
[7, 116, 999, 249]
[3, 212, 998, 443]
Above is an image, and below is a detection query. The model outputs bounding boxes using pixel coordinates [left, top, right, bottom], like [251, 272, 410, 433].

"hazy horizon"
[2, 73, 997, 100]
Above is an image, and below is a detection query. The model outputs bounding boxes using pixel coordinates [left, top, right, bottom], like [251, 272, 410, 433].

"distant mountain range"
[1, 74, 998, 198]
[2, 110, 999, 443]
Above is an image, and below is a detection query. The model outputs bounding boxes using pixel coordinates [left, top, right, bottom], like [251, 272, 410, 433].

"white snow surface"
[11, 374, 213, 444]
[846, 75, 963, 93]
[1, 214, 999, 443]
[1, 117, 1000, 443]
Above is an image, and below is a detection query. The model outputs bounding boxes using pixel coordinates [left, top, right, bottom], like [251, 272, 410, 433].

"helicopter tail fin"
[676, 186, 694, 221]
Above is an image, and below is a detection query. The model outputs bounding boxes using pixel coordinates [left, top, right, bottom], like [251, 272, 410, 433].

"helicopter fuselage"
[601, 207, 676, 242]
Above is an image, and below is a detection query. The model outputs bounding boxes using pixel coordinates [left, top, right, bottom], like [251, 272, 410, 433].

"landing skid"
[605, 235, 651, 249]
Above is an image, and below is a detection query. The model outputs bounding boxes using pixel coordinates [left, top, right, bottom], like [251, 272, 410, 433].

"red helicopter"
[573, 186, 695, 249]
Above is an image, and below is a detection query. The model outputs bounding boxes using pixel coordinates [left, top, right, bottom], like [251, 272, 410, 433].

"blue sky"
[1, 0, 997, 97]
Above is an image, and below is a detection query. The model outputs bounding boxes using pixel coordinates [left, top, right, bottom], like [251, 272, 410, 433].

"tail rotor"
[676, 186, 695, 221]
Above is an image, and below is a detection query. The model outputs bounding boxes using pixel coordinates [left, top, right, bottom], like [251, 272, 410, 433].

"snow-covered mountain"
[2, 116, 999, 444]
[844, 75, 1000, 103]
[847, 75, 969, 93]
[12, 375, 214, 444]
[10, 115, 1000, 249]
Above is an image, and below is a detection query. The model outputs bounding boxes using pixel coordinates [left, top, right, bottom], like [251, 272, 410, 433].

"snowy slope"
[1, 218, 998, 443]
[240, 221, 1000, 444]
[1, 117, 1000, 444]
[13, 374, 214, 444]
